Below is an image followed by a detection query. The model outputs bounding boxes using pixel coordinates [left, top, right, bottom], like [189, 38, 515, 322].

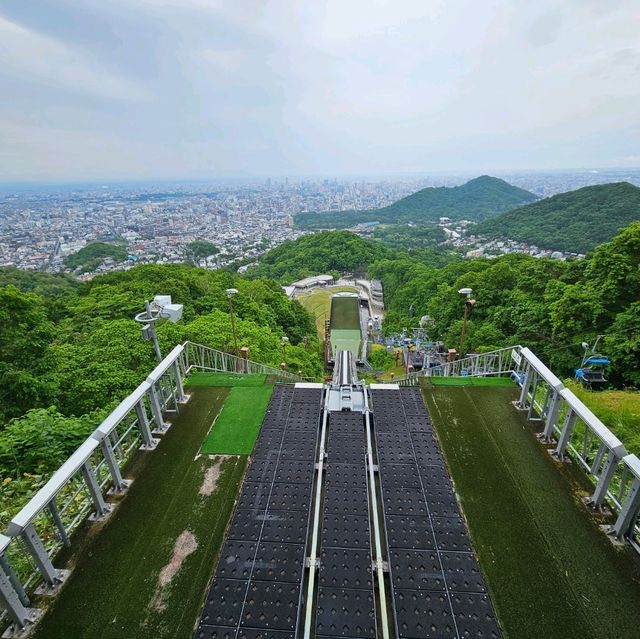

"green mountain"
[475, 182, 640, 253]
[294, 176, 537, 229]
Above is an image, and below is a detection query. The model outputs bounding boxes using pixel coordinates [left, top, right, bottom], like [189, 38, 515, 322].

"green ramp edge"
[201, 385, 273, 455]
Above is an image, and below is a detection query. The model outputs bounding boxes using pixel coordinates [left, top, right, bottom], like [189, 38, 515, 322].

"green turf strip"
[201, 385, 273, 454]
[423, 384, 640, 639]
[429, 375, 515, 387]
[32, 387, 246, 639]
[185, 371, 267, 387]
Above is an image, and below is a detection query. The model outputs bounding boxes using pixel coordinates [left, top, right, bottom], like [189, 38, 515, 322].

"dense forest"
[475, 182, 640, 253]
[294, 176, 537, 230]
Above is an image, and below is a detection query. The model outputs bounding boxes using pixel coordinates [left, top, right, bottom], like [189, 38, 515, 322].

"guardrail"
[0, 341, 307, 634]
[512, 347, 640, 551]
[183, 341, 307, 383]
[397, 345, 522, 385]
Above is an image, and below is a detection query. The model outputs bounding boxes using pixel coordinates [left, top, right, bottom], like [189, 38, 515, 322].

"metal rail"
[302, 387, 330, 639]
[363, 387, 390, 639]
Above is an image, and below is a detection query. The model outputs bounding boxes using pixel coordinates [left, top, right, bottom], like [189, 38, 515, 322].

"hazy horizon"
[1, 0, 639, 182]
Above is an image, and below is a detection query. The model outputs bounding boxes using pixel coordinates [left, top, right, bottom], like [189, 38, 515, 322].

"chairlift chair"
[575, 355, 611, 389]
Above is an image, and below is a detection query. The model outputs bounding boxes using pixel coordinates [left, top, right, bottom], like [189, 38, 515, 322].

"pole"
[228, 296, 239, 358]
[145, 301, 163, 363]
[459, 301, 470, 358]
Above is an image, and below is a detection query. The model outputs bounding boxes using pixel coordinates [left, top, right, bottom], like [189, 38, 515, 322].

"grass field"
[32, 387, 246, 639]
[566, 380, 640, 454]
[297, 286, 357, 336]
[201, 385, 273, 454]
[423, 384, 640, 639]
[186, 371, 267, 387]
[429, 375, 515, 386]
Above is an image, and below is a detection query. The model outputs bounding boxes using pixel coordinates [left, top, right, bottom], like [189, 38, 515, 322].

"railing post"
[148, 383, 169, 433]
[173, 361, 188, 404]
[612, 475, 640, 540]
[47, 499, 70, 547]
[21, 523, 62, 587]
[81, 461, 111, 519]
[516, 364, 532, 409]
[542, 391, 561, 441]
[0, 561, 37, 629]
[136, 399, 158, 450]
[589, 448, 620, 508]
[527, 372, 540, 419]
[99, 436, 128, 492]
[555, 409, 577, 459]
[0, 552, 29, 607]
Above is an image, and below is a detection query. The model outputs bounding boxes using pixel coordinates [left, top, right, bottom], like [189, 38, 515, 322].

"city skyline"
[1, 0, 639, 182]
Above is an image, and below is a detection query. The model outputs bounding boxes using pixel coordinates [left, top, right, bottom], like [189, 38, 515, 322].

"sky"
[0, 0, 639, 182]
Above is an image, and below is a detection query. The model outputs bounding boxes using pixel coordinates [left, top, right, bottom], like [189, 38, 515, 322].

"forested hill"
[475, 182, 640, 253]
[294, 176, 537, 229]
[246, 231, 388, 282]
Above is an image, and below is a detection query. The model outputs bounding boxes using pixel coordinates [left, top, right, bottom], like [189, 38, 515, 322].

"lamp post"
[226, 288, 239, 358]
[458, 288, 475, 359]
[134, 295, 184, 363]
[281, 335, 289, 365]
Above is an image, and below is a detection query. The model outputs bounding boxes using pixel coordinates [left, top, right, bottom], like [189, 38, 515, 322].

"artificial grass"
[429, 375, 515, 387]
[32, 386, 246, 639]
[297, 286, 358, 336]
[330, 295, 361, 330]
[186, 371, 267, 387]
[201, 385, 273, 455]
[423, 384, 640, 639]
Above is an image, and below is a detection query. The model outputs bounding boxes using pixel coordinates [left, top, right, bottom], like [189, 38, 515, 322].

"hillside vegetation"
[64, 241, 128, 273]
[371, 222, 640, 386]
[247, 230, 388, 282]
[476, 182, 640, 253]
[294, 176, 537, 229]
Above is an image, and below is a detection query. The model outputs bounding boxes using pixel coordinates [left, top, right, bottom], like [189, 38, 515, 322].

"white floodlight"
[153, 295, 172, 307]
[458, 287, 473, 296]
[161, 303, 184, 323]
[226, 288, 239, 298]
[581, 341, 589, 350]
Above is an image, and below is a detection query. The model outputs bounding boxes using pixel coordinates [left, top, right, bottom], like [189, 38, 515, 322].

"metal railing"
[183, 341, 308, 383]
[0, 341, 308, 633]
[512, 348, 640, 551]
[397, 345, 522, 385]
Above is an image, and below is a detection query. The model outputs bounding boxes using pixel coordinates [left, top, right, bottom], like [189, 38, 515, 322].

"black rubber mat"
[315, 587, 376, 637]
[372, 387, 502, 639]
[196, 385, 322, 639]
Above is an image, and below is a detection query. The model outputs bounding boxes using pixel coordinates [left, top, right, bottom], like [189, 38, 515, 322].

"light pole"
[458, 287, 475, 359]
[281, 335, 289, 366]
[226, 288, 239, 358]
[135, 295, 184, 362]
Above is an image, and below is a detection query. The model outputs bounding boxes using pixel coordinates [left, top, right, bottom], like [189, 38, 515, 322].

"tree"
[185, 240, 219, 268]
[0, 286, 57, 422]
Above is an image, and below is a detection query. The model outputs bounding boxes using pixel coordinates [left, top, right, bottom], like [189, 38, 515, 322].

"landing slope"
[424, 383, 640, 639]
[295, 176, 537, 229]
